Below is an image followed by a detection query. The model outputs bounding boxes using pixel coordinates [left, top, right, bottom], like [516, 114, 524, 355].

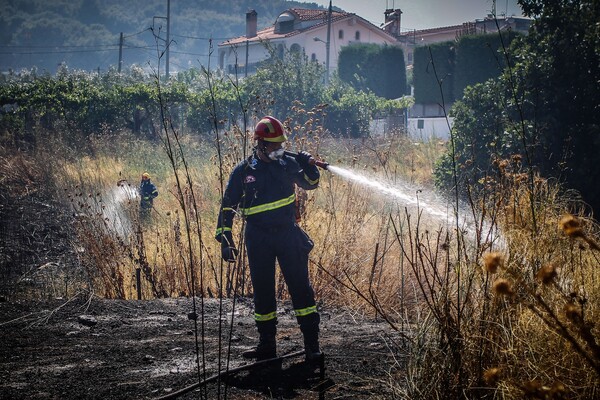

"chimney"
[246, 9, 257, 38]
[383, 9, 402, 37]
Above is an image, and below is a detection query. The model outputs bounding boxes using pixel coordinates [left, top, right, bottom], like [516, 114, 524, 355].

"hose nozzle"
[284, 151, 329, 170]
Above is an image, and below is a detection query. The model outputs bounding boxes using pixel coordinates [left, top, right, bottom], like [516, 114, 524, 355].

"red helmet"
[254, 116, 287, 143]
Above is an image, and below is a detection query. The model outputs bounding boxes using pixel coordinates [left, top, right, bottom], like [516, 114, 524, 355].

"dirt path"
[0, 296, 406, 399]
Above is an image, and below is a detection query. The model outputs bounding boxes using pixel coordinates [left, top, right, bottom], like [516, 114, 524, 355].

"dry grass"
[3, 117, 600, 398]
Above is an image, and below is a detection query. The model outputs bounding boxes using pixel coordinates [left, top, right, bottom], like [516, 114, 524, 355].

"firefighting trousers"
[244, 222, 320, 335]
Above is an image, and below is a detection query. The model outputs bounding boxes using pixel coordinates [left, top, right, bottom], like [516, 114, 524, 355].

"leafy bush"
[433, 79, 516, 192]
[243, 45, 326, 117]
[0, 42, 413, 148]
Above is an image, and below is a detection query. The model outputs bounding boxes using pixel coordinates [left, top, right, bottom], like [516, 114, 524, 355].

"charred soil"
[0, 296, 405, 399]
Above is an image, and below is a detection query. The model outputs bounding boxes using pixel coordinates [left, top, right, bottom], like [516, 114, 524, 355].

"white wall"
[407, 117, 453, 141]
[220, 18, 397, 77]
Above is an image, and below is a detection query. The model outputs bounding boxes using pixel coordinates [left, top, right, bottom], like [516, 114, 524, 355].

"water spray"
[96, 178, 139, 239]
[286, 150, 447, 219]
[285, 150, 446, 219]
[284, 151, 496, 244]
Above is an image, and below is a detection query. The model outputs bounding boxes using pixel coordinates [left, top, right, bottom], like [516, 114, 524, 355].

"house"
[395, 15, 532, 67]
[388, 14, 532, 140]
[218, 7, 532, 140]
[218, 8, 398, 78]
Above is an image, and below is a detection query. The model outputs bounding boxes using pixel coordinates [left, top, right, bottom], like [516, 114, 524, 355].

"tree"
[433, 0, 600, 213]
[242, 44, 326, 118]
[512, 0, 600, 212]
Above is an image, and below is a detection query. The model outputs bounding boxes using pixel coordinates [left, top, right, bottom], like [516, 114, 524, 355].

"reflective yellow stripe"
[263, 120, 275, 133]
[304, 173, 319, 186]
[294, 305, 317, 317]
[240, 193, 295, 216]
[222, 207, 234, 212]
[254, 311, 277, 322]
[215, 227, 232, 235]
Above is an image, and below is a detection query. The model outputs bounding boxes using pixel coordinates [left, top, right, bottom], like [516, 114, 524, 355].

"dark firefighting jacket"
[140, 180, 158, 209]
[215, 152, 319, 240]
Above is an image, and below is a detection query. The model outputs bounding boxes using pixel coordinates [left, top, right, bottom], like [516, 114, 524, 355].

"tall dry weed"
[379, 149, 600, 399]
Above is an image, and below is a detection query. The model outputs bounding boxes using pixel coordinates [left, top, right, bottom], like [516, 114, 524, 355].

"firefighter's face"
[258, 140, 284, 161]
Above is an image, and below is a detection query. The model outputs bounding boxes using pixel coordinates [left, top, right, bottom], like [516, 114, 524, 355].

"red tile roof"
[398, 24, 463, 37]
[219, 8, 351, 46]
[289, 8, 348, 21]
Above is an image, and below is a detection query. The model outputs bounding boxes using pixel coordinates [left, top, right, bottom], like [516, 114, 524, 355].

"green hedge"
[453, 32, 520, 99]
[413, 32, 521, 104]
[1, 50, 412, 145]
[413, 41, 455, 104]
[338, 43, 407, 100]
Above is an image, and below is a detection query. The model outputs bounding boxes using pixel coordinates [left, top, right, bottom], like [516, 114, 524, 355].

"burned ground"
[0, 296, 405, 399]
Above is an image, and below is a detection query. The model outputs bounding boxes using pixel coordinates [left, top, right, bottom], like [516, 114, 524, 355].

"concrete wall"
[407, 117, 453, 141]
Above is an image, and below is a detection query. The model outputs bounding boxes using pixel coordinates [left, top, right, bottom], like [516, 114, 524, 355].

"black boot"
[302, 329, 322, 362]
[243, 332, 276, 360]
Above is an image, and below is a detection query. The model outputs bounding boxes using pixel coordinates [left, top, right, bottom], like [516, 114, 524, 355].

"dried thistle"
[493, 278, 513, 296]
[564, 303, 582, 323]
[497, 159, 509, 173]
[483, 367, 502, 386]
[559, 214, 584, 238]
[559, 214, 600, 250]
[536, 263, 558, 285]
[522, 379, 543, 395]
[521, 380, 566, 398]
[483, 252, 504, 274]
[549, 381, 566, 397]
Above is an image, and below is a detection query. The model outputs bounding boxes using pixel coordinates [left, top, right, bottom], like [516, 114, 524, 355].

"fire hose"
[284, 151, 329, 170]
[155, 350, 326, 400]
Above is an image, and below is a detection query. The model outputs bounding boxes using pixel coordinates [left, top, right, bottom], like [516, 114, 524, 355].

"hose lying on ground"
[155, 350, 325, 400]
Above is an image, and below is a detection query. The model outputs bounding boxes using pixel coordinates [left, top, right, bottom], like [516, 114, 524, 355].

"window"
[219, 52, 225, 69]
[311, 53, 317, 61]
[338, 30, 344, 39]
[279, 20, 294, 33]
[275, 12, 295, 34]
[355, 31, 360, 41]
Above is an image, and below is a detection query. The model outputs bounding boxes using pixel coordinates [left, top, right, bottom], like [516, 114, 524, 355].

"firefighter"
[215, 116, 321, 362]
[139, 172, 158, 221]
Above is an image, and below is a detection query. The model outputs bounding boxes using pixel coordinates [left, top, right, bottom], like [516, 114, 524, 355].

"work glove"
[221, 244, 238, 262]
[220, 232, 238, 262]
[295, 151, 313, 169]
